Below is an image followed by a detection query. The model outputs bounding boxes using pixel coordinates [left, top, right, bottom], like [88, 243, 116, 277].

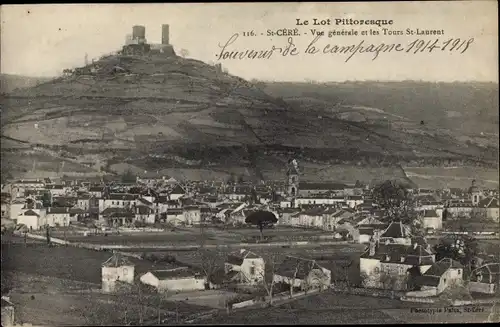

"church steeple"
[286, 158, 300, 198]
[468, 179, 482, 206]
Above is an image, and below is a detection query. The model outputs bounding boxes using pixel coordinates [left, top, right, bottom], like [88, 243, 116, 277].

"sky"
[1, 2, 498, 82]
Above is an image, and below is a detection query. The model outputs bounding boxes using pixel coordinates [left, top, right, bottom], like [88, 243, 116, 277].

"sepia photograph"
[0, 2, 498, 325]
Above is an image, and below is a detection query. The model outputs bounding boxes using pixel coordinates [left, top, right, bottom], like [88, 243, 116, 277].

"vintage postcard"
[1, 1, 498, 325]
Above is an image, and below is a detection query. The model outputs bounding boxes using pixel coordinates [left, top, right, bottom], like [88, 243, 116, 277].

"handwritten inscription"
[216, 33, 474, 62]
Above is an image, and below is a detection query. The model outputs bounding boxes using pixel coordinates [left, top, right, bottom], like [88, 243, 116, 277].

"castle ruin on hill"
[121, 24, 176, 56]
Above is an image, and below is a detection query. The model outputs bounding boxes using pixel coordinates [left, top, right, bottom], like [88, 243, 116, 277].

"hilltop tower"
[162, 24, 170, 45]
[286, 158, 300, 198]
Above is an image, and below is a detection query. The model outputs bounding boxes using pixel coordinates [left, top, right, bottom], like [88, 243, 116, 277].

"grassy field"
[404, 166, 499, 189]
[202, 291, 408, 324]
[201, 290, 495, 324]
[1, 241, 155, 284]
[54, 226, 336, 246]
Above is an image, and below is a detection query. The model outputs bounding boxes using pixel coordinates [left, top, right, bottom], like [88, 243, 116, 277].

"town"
[1, 158, 499, 325]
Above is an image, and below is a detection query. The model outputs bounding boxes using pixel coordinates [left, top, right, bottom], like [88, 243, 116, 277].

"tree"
[433, 234, 479, 275]
[122, 169, 137, 184]
[41, 192, 52, 207]
[245, 210, 278, 240]
[372, 180, 417, 226]
[260, 254, 278, 306]
[179, 48, 189, 58]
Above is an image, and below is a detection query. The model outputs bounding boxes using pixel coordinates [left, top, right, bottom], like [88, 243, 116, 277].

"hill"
[0, 74, 54, 94]
[0, 52, 498, 186]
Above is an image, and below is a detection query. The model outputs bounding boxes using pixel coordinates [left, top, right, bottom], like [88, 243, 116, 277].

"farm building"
[139, 267, 205, 292]
[469, 263, 500, 294]
[360, 241, 435, 291]
[273, 256, 331, 291]
[407, 258, 464, 297]
[101, 253, 135, 293]
[224, 249, 265, 286]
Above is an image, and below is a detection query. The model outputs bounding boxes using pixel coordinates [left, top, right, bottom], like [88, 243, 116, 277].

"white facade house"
[224, 249, 265, 285]
[140, 267, 206, 292]
[183, 206, 201, 225]
[169, 184, 186, 201]
[406, 258, 464, 297]
[101, 253, 135, 293]
[421, 209, 443, 230]
[98, 193, 137, 212]
[16, 209, 41, 230]
[44, 207, 71, 227]
[360, 241, 435, 291]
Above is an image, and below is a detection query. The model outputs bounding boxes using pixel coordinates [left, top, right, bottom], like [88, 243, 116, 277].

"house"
[9, 199, 27, 222]
[298, 208, 324, 229]
[346, 195, 364, 209]
[183, 206, 201, 225]
[421, 209, 443, 230]
[136, 172, 170, 186]
[278, 208, 301, 226]
[17, 209, 41, 230]
[273, 256, 331, 291]
[134, 205, 156, 224]
[446, 200, 474, 218]
[298, 182, 347, 197]
[76, 194, 91, 211]
[12, 179, 45, 193]
[360, 241, 435, 291]
[45, 184, 68, 197]
[101, 253, 135, 293]
[224, 249, 265, 285]
[169, 184, 186, 201]
[89, 186, 105, 198]
[469, 263, 500, 294]
[164, 208, 185, 225]
[222, 185, 252, 201]
[408, 258, 464, 297]
[140, 267, 206, 292]
[44, 207, 71, 227]
[200, 206, 214, 223]
[379, 221, 412, 245]
[355, 216, 386, 244]
[295, 195, 345, 207]
[100, 207, 135, 226]
[1, 296, 15, 327]
[69, 208, 86, 222]
[98, 193, 137, 212]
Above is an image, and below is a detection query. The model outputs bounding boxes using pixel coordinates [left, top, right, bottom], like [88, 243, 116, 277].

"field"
[49, 226, 337, 246]
[403, 166, 499, 189]
[201, 290, 496, 324]
[1, 239, 155, 283]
